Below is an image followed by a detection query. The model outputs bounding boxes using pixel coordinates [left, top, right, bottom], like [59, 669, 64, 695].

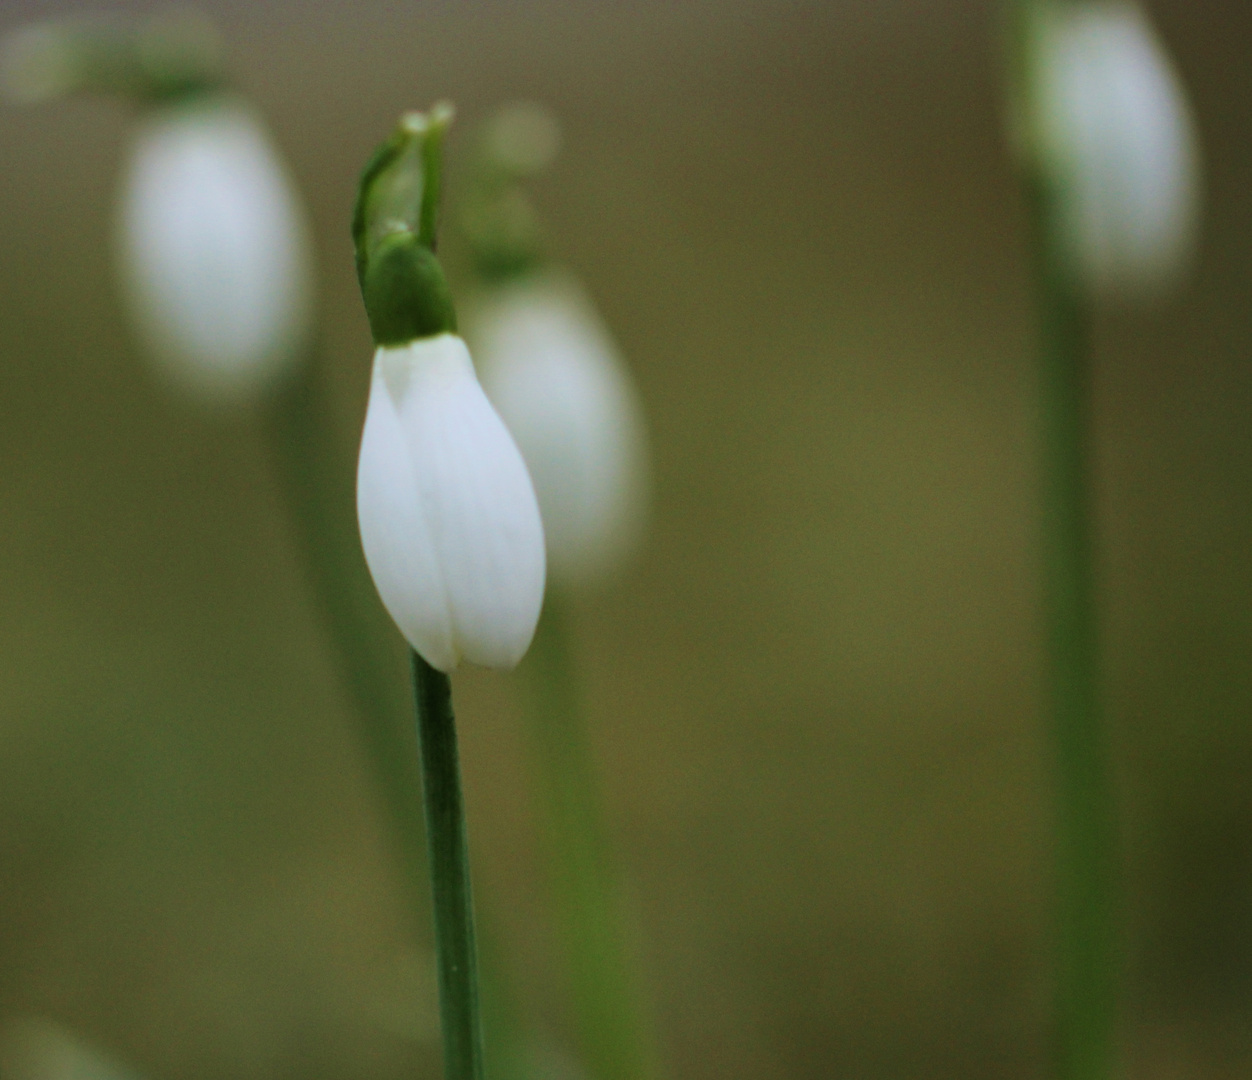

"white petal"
[356, 335, 547, 671]
[117, 95, 314, 400]
[465, 273, 648, 588]
[1036, 1, 1200, 298]
[357, 353, 457, 671]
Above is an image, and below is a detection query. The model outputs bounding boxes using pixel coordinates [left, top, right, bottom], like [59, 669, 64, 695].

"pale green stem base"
[525, 595, 657, 1080]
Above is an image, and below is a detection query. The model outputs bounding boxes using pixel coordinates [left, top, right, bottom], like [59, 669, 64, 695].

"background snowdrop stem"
[525, 596, 658, 1080]
[1008, 3, 1119, 1078]
[263, 355, 425, 890]
[462, 106, 658, 1080]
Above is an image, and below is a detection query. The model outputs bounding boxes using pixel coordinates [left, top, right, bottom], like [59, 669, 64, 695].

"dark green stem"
[525, 596, 656, 1080]
[412, 652, 486, 1080]
[263, 355, 424, 890]
[1026, 168, 1119, 1080]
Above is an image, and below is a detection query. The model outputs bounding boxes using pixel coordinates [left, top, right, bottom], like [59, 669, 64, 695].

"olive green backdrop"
[1, 1, 1251, 1078]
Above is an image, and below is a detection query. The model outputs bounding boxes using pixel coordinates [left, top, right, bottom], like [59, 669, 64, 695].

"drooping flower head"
[2, 11, 314, 400]
[460, 104, 650, 590]
[1017, 0, 1201, 299]
[466, 272, 648, 589]
[118, 93, 313, 398]
[353, 108, 546, 671]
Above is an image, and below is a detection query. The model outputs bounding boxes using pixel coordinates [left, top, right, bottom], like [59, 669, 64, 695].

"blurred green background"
[2, 1, 1252, 1077]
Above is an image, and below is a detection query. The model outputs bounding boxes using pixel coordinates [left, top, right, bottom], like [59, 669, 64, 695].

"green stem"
[525, 595, 656, 1080]
[412, 651, 486, 1080]
[263, 355, 425, 889]
[1026, 169, 1119, 1080]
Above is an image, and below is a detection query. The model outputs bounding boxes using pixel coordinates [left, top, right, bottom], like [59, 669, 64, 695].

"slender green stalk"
[411, 651, 486, 1080]
[1008, 1, 1119, 1067]
[525, 595, 656, 1080]
[1026, 166, 1119, 1080]
[263, 354, 425, 881]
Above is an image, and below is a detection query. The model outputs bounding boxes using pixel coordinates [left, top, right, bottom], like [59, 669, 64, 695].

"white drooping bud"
[1030, 0, 1201, 298]
[117, 94, 314, 400]
[356, 333, 547, 671]
[464, 273, 649, 590]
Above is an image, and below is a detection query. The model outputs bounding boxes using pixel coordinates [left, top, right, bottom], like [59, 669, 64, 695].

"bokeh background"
[2, 0, 1252, 1077]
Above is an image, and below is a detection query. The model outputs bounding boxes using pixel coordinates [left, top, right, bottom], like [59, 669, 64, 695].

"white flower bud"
[356, 333, 546, 671]
[464, 273, 648, 589]
[1032, 0, 1201, 298]
[117, 95, 314, 400]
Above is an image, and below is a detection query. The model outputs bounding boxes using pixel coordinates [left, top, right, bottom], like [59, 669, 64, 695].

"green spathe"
[362, 233, 456, 345]
[353, 105, 456, 346]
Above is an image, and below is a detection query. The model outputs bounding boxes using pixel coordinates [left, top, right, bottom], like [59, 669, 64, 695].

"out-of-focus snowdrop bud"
[2, 11, 312, 401]
[0, 1018, 140, 1080]
[354, 108, 546, 671]
[358, 333, 546, 671]
[1028, 0, 1201, 299]
[460, 103, 649, 588]
[117, 93, 314, 400]
[465, 272, 648, 589]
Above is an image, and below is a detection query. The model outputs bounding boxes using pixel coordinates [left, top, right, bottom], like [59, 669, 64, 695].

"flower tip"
[398, 102, 454, 140]
[400, 110, 429, 137]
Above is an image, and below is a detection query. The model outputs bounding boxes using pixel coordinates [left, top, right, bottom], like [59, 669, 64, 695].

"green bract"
[353, 106, 457, 346]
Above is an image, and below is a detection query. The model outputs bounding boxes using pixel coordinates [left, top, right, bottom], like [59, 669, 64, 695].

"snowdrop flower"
[465, 272, 648, 589]
[118, 94, 314, 400]
[354, 108, 546, 671]
[1029, 0, 1201, 298]
[2, 13, 314, 401]
[357, 333, 546, 670]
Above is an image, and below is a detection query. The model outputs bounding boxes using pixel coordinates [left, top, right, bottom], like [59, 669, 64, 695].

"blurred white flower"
[356, 332, 546, 671]
[117, 94, 314, 400]
[465, 273, 648, 589]
[1032, 0, 1201, 298]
